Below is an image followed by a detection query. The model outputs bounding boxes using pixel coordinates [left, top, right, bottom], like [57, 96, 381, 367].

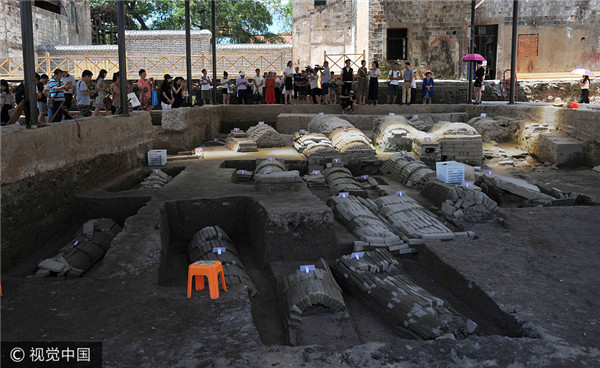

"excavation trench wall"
[0, 112, 153, 269]
[162, 196, 338, 272]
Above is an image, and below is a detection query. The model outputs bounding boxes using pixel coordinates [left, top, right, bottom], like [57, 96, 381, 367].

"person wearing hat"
[235, 71, 249, 104]
[422, 71, 434, 104]
[199, 69, 213, 105]
[340, 89, 357, 115]
[160, 74, 174, 110]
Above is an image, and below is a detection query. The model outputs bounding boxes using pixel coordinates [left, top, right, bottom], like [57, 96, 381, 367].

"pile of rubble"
[225, 129, 258, 152]
[281, 258, 346, 315]
[375, 195, 456, 242]
[331, 249, 472, 340]
[35, 218, 122, 277]
[307, 115, 376, 162]
[379, 153, 436, 189]
[329, 128, 376, 158]
[440, 185, 499, 222]
[322, 166, 367, 197]
[475, 172, 555, 206]
[327, 195, 408, 253]
[308, 115, 351, 134]
[467, 115, 520, 142]
[139, 170, 173, 190]
[253, 158, 301, 191]
[373, 116, 421, 152]
[187, 225, 257, 296]
[246, 124, 285, 148]
[302, 172, 328, 189]
[293, 132, 338, 158]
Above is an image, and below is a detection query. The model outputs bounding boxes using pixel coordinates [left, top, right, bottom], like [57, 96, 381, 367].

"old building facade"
[1, 0, 91, 58]
[293, 0, 600, 79]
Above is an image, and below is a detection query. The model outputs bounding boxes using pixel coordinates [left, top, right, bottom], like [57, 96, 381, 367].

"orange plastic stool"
[187, 260, 227, 299]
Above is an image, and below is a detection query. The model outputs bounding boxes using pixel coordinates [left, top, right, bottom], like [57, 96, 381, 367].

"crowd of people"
[3, 59, 594, 126]
[185, 60, 439, 113]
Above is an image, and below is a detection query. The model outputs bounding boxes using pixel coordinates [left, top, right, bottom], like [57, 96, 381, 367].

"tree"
[89, 0, 284, 43]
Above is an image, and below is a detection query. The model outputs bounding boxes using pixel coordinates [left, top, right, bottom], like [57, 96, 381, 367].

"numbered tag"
[311, 170, 321, 175]
[212, 247, 226, 255]
[267, 157, 275, 162]
[461, 181, 473, 188]
[389, 112, 396, 116]
[412, 115, 419, 119]
[339, 192, 349, 198]
[473, 166, 481, 170]
[480, 113, 487, 117]
[361, 175, 369, 180]
[424, 137, 432, 142]
[319, 112, 324, 116]
[237, 169, 247, 175]
[153, 169, 160, 174]
[194, 147, 203, 156]
[233, 128, 240, 132]
[332, 158, 341, 163]
[400, 150, 407, 155]
[484, 170, 493, 175]
[258, 121, 265, 125]
[351, 252, 365, 260]
[300, 265, 316, 273]
[396, 190, 405, 197]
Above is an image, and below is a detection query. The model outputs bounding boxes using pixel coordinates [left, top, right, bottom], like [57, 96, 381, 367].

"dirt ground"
[2, 148, 600, 367]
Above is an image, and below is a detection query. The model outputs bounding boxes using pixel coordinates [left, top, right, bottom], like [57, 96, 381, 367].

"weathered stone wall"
[476, 0, 600, 77]
[1, 112, 153, 269]
[292, 0, 353, 68]
[124, 30, 212, 56]
[1, 0, 91, 58]
[369, 0, 470, 78]
[153, 106, 222, 153]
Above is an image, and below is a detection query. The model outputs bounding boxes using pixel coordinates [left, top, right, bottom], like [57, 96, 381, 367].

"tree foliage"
[89, 0, 290, 43]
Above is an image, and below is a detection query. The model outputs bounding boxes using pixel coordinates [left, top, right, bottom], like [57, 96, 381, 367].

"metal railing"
[324, 50, 366, 70]
[0, 51, 291, 81]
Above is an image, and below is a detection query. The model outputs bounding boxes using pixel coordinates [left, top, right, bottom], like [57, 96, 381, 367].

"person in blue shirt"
[422, 71, 434, 104]
[48, 68, 70, 122]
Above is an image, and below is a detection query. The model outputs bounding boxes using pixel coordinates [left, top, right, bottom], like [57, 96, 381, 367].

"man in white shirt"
[200, 68, 212, 105]
[235, 71, 249, 104]
[61, 70, 76, 110]
[252, 68, 264, 104]
[387, 63, 401, 104]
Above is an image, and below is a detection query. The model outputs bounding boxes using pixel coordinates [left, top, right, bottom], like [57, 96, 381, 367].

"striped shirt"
[48, 77, 65, 101]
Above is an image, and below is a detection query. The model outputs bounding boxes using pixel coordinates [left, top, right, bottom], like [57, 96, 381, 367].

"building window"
[387, 29, 407, 61]
[315, 0, 326, 6]
[518, 34, 539, 57]
[34, 0, 61, 14]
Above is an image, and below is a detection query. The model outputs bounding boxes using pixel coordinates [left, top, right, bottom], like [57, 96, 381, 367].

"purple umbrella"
[461, 54, 486, 62]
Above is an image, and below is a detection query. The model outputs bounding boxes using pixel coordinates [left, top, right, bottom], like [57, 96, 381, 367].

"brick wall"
[1, 0, 91, 58]
[292, 0, 353, 68]
[476, 0, 600, 76]
[369, 0, 470, 78]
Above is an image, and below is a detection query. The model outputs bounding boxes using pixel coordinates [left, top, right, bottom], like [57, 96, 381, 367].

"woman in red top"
[265, 72, 276, 104]
[137, 69, 154, 111]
